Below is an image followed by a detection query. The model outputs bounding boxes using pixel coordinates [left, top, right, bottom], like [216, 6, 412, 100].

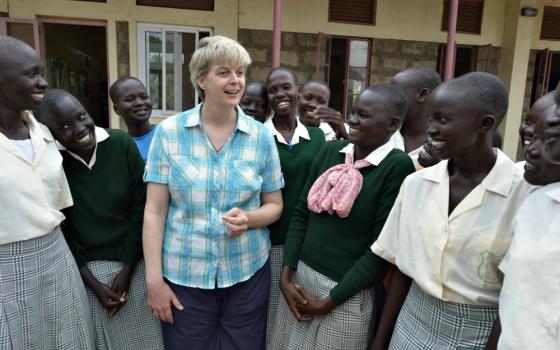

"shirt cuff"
[371, 241, 396, 265]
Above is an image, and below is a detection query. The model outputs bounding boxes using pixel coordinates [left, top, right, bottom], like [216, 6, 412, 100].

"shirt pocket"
[231, 160, 261, 192]
[169, 155, 200, 188]
[470, 226, 511, 289]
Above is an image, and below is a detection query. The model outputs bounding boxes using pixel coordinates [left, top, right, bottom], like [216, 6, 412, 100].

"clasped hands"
[279, 267, 337, 322]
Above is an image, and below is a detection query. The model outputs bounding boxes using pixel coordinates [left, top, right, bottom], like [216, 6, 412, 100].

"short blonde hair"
[189, 35, 252, 99]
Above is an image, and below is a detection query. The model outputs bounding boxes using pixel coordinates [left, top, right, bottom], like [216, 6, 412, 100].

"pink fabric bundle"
[307, 152, 371, 218]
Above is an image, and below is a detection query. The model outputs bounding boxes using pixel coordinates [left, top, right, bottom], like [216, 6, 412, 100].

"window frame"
[137, 23, 212, 116]
[441, 0, 484, 35]
[328, 0, 376, 26]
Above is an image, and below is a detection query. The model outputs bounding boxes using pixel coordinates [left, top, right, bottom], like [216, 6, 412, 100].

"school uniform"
[498, 182, 560, 350]
[318, 121, 349, 141]
[0, 111, 94, 349]
[61, 127, 163, 350]
[391, 129, 422, 168]
[264, 117, 325, 346]
[372, 149, 532, 349]
[145, 105, 284, 350]
[268, 140, 415, 350]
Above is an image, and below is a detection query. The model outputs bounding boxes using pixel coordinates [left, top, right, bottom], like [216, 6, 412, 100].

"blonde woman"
[143, 35, 283, 350]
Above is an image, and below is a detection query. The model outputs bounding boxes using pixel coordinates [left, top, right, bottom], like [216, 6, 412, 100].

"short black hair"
[0, 36, 37, 74]
[109, 76, 145, 104]
[366, 84, 408, 119]
[440, 72, 509, 126]
[396, 67, 442, 92]
[265, 67, 298, 86]
[35, 89, 74, 124]
[245, 81, 266, 92]
[302, 79, 329, 91]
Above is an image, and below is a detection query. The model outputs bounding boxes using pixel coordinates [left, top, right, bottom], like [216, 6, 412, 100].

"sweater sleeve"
[60, 216, 89, 268]
[118, 134, 147, 266]
[283, 141, 333, 269]
[329, 155, 415, 305]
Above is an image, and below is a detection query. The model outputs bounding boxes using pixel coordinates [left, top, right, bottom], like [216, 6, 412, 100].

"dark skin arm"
[80, 266, 127, 318]
[370, 267, 412, 350]
[485, 317, 501, 350]
[314, 106, 347, 139]
[108, 264, 134, 317]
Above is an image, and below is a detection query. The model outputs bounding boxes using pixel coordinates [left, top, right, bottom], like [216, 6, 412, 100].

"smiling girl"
[0, 37, 94, 349]
[36, 89, 163, 349]
[263, 67, 325, 346]
[269, 84, 414, 349]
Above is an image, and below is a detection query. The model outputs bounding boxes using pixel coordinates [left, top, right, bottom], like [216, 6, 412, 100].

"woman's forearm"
[247, 190, 283, 228]
[143, 183, 169, 285]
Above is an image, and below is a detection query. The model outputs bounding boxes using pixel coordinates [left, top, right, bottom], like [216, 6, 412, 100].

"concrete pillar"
[497, 0, 538, 160]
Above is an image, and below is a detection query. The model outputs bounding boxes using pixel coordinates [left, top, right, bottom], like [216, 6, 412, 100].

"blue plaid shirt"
[144, 105, 283, 289]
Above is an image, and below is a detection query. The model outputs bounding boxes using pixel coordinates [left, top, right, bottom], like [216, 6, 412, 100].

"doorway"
[315, 34, 371, 118]
[41, 21, 109, 127]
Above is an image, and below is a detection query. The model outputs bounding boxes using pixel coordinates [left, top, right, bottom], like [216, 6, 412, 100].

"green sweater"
[269, 126, 325, 246]
[283, 140, 415, 305]
[61, 129, 146, 268]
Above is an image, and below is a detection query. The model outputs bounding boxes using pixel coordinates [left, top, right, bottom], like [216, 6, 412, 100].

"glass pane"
[165, 31, 175, 111]
[347, 67, 367, 95]
[349, 40, 368, 68]
[146, 31, 162, 110]
[7, 23, 35, 49]
[346, 94, 360, 116]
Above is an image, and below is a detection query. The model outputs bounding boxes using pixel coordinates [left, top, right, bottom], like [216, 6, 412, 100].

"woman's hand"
[279, 267, 312, 322]
[314, 106, 347, 139]
[294, 285, 337, 316]
[146, 279, 184, 324]
[222, 207, 249, 237]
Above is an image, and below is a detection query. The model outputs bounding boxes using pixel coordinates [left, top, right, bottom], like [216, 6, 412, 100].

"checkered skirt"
[85, 259, 164, 350]
[389, 282, 498, 350]
[267, 261, 375, 350]
[0, 227, 94, 350]
[266, 245, 284, 345]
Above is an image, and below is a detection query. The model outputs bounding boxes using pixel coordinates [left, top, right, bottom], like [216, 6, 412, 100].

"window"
[441, 0, 484, 34]
[137, 24, 211, 115]
[328, 0, 376, 25]
[541, 6, 560, 40]
[137, 0, 213, 11]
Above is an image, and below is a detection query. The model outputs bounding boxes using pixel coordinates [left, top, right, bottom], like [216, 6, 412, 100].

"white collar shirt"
[58, 126, 109, 169]
[0, 111, 73, 244]
[391, 129, 422, 168]
[338, 138, 395, 166]
[372, 149, 533, 305]
[497, 183, 560, 350]
[265, 117, 310, 146]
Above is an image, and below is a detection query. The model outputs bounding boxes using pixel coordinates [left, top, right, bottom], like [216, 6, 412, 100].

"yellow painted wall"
[239, 0, 506, 46]
[6, 0, 238, 126]
[0, 0, 7, 13]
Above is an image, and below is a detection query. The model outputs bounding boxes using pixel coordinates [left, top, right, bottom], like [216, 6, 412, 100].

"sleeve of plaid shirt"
[144, 123, 170, 184]
[260, 129, 284, 193]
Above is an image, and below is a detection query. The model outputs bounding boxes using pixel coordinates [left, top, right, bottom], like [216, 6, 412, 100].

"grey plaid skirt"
[266, 245, 284, 345]
[267, 261, 375, 350]
[0, 227, 95, 350]
[85, 259, 164, 350]
[389, 282, 498, 350]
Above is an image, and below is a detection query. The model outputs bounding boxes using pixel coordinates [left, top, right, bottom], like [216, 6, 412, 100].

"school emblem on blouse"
[477, 251, 503, 284]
